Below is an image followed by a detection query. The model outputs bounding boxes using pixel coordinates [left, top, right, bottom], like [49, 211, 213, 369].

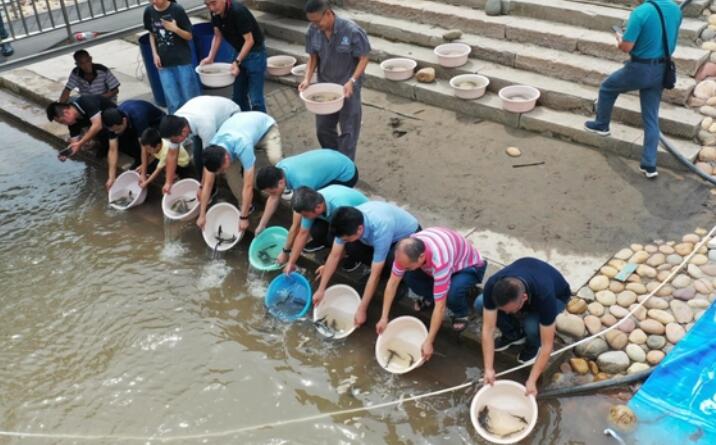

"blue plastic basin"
[265, 272, 312, 322]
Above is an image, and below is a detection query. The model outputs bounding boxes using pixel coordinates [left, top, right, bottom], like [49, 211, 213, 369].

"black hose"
[537, 368, 653, 400]
[660, 134, 716, 186]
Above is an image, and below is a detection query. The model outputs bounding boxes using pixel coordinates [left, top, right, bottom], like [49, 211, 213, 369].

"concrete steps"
[254, 11, 702, 139]
[263, 37, 701, 170]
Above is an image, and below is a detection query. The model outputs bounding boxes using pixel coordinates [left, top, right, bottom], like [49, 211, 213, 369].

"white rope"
[1, 225, 713, 442]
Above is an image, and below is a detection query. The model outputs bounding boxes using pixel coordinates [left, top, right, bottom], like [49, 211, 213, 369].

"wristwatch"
[234, 58, 241, 66]
[350, 77, 357, 84]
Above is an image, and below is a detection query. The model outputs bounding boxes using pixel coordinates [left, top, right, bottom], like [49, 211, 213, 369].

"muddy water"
[0, 120, 623, 444]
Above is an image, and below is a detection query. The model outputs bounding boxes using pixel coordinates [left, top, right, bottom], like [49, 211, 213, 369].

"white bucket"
[162, 178, 200, 222]
[470, 380, 538, 444]
[291, 64, 317, 83]
[202, 202, 243, 252]
[195, 63, 234, 88]
[434, 43, 471, 68]
[498, 85, 541, 113]
[380, 58, 417, 81]
[375, 316, 428, 374]
[108, 170, 147, 210]
[450, 74, 490, 100]
[300, 83, 345, 115]
[313, 284, 361, 339]
[267, 55, 297, 76]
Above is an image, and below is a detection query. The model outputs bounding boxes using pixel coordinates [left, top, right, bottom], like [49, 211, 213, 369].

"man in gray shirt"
[299, 0, 370, 161]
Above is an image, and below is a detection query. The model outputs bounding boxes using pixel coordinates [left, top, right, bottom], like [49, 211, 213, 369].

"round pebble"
[567, 298, 588, 314]
[646, 350, 665, 365]
[646, 253, 666, 267]
[584, 315, 602, 335]
[627, 362, 651, 374]
[666, 254, 683, 265]
[640, 319, 666, 335]
[625, 283, 647, 294]
[687, 263, 704, 279]
[647, 309, 675, 325]
[644, 245, 658, 254]
[665, 323, 685, 344]
[610, 305, 629, 318]
[601, 313, 617, 327]
[588, 302, 605, 317]
[600, 266, 618, 278]
[596, 290, 616, 306]
[609, 281, 625, 293]
[589, 275, 610, 292]
[636, 264, 657, 278]
[614, 248, 633, 260]
[690, 254, 708, 266]
[672, 274, 692, 289]
[675, 243, 694, 256]
[506, 146, 521, 157]
[629, 251, 649, 264]
[646, 335, 666, 350]
[658, 245, 674, 255]
[629, 329, 647, 345]
[617, 318, 635, 333]
[626, 344, 646, 362]
[682, 233, 700, 244]
[605, 330, 628, 350]
[670, 300, 694, 324]
[616, 291, 637, 307]
[645, 296, 668, 310]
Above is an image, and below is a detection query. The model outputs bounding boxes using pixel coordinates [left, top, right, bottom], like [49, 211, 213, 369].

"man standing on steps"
[202, 0, 268, 112]
[584, 0, 682, 179]
[299, 0, 370, 161]
[475, 257, 571, 397]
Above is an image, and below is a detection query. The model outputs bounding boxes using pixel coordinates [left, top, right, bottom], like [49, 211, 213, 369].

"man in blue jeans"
[584, 0, 682, 179]
[202, 0, 267, 112]
[475, 257, 571, 397]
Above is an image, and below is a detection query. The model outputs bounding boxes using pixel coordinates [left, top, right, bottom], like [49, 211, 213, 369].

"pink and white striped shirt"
[392, 227, 483, 301]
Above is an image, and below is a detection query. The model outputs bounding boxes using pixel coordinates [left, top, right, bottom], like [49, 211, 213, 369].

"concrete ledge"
[264, 36, 700, 171]
[255, 11, 701, 139]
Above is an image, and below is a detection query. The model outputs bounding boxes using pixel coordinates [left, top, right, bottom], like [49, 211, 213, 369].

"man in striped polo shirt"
[59, 50, 121, 103]
[376, 227, 487, 360]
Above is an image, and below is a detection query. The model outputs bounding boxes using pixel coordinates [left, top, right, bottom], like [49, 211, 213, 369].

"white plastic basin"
[108, 170, 147, 210]
[450, 74, 490, 100]
[162, 178, 200, 222]
[434, 43, 471, 68]
[267, 55, 297, 76]
[470, 380, 538, 444]
[202, 202, 243, 252]
[375, 316, 428, 374]
[313, 284, 361, 340]
[498, 85, 541, 113]
[195, 63, 234, 88]
[300, 83, 345, 115]
[291, 64, 317, 83]
[380, 58, 417, 81]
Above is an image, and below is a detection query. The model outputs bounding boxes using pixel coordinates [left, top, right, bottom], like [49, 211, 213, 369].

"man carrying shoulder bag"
[584, 0, 681, 179]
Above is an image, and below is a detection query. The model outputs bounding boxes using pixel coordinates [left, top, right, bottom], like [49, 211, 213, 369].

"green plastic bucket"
[249, 226, 288, 271]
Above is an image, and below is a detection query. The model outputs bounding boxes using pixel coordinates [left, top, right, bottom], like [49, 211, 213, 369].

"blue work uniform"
[277, 149, 357, 191]
[209, 111, 276, 170]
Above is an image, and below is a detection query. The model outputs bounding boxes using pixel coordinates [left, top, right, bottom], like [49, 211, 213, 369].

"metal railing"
[0, 0, 151, 42]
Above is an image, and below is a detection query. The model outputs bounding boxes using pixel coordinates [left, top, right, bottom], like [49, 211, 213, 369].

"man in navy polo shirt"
[475, 257, 571, 396]
[101, 100, 165, 190]
[202, 0, 267, 112]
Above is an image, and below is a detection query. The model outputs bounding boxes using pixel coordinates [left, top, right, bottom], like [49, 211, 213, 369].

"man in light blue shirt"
[584, 0, 681, 179]
[313, 202, 420, 327]
[279, 185, 369, 275]
[254, 149, 358, 233]
[197, 111, 283, 232]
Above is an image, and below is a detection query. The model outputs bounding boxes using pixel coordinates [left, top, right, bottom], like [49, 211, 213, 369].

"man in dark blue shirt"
[101, 100, 165, 189]
[475, 257, 571, 396]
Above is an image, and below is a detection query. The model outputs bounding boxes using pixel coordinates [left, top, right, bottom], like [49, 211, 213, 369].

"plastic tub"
[450, 74, 490, 100]
[267, 55, 297, 76]
[434, 43, 471, 67]
[291, 64, 317, 83]
[265, 272, 312, 322]
[192, 22, 236, 64]
[313, 284, 361, 339]
[202, 203, 243, 252]
[380, 58, 417, 81]
[195, 63, 234, 88]
[300, 83, 345, 115]
[162, 178, 201, 222]
[375, 316, 428, 374]
[470, 380, 538, 444]
[498, 85, 541, 113]
[108, 171, 147, 210]
[249, 226, 288, 271]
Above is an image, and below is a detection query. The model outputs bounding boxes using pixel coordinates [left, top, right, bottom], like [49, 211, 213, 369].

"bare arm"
[71, 114, 103, 151]
[299, 54, 319, 90]
[361, 261, 385, 311]
[525, 324, 556, 396]
[102, 88, 119, 99]
[256, 193, 279, 233]
[149, 32, 161, 68]
[236, 32, 255, 64]
[106, 138, 119, 187]
[163, 149, 178, 192]
[196, 170, 215, 228]
[203, 28, 224, 63]
[59, 88, 71, 103]
[351, 55, 369, 80]
[240, 167, 255, 231]
[616, 33, 634, 53]
[482, 309, 498, 384]
[377, 273, 401, 327]
[314, 241, 345, 303]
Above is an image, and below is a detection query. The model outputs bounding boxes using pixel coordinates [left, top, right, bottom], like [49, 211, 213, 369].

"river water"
[0, 120, 624, 444]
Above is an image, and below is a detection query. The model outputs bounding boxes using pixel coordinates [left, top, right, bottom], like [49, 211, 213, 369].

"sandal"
[451, 316, 470, 332]
[412, 297, 434, 313]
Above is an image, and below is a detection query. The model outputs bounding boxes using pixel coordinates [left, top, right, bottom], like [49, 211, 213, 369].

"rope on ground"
[1, 225, 713, 442]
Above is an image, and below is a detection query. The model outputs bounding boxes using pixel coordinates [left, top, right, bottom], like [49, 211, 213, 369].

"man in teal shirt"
[255, 148, 358, 233]
[584, 0, 681, 179]
[279, 185, 369, 275]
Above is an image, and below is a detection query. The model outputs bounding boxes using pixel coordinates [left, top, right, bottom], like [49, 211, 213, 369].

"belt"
[630, 56, 666, 65]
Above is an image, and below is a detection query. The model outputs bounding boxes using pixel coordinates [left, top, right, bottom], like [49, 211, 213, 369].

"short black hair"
[46, 101, 70, 122]
[101, 108, 125, 127]
[304, 0, 329, 14]
[256, 166, 285, 190]
[397, 237, 425, 262]
[159, 115, 188, 139]
[329, 206, 364, 238]
[492, 277, 525, 307]
[291, 186, 324, 213]
[140, 127, 162, 147]
[203, 145, 228, 172]
[73, 49, 90, 61]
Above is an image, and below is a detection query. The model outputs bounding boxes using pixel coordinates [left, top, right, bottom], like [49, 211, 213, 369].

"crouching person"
[376, 228, 488, 360]
[138, 127, 194, 189]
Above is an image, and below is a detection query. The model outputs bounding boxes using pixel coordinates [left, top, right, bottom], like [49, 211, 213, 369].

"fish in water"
[272, 289, 306, 319]
[212, 225, 237, 257]
[110, 190, 134, 208]
[308, 93, 341, 103]
[313, 315, 336, 338]
[385, 349, 404, 368]
[257, 244, 277, 265]
[478, 405, 528, 439]
[170, 197, 196, 214]
[407, 352, 415, 367]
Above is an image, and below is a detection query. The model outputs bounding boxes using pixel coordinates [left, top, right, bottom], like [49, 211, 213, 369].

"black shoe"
[340, 258, 361, 273]
[517, 346, 540, 364]
[1, 43, 13, 58]
[639, 165, 659, 179]
[494, 334, 526, 352]
[302, 238, 327, 253]
[584, 120, 610, 136]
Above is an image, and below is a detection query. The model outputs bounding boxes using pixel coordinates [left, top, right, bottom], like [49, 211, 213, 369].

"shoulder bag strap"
[647, 0, 671, 60]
